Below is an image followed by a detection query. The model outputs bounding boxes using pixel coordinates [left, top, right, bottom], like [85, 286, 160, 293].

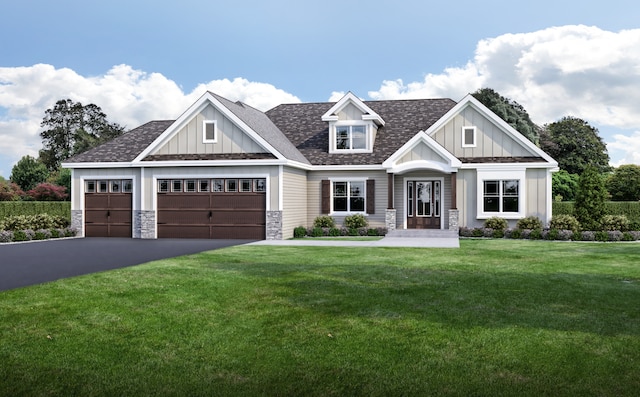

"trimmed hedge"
[460, 227, 640, 242]
[293, 226, 388, 238]
[0, 201, 71, 220]
[553, 201, 640, 226]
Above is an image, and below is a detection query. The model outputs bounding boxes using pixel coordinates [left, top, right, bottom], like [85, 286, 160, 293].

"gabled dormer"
[322, 92, 385, 154]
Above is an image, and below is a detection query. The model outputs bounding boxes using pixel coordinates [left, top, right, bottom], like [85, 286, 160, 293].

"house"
[62, 91, 558, 240]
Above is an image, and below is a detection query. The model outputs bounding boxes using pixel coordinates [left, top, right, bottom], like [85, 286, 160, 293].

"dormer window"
[336, 124, 367, 150]
[203, 120, 217, 143]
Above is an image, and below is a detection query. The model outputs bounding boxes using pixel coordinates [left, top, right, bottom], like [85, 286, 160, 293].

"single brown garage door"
[85, 179, 133, 237]
[157, 178, 266, 239]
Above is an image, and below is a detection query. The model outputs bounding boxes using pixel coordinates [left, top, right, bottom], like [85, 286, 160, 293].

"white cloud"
[0, 64, 301, 176]
[608, 131, 640, 167]
[368, 25, 640, 166]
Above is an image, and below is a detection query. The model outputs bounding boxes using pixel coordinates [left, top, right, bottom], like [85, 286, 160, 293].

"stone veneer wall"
[385, 209, 397, 232]
[448, 209, 459, 232]
[71, 210, 83, 237]
[266, 210, 282, 240]
[134, 210, 156, 239]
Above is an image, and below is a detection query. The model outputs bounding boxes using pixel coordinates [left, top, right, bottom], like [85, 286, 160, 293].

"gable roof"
[266, 98, 456, 166]
[321, 92, 385, 126]
[63, 120, 174, 164]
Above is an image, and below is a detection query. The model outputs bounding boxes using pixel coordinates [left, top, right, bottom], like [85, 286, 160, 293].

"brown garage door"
[157, 178, 266, 239]
[85, 180, 133, 237]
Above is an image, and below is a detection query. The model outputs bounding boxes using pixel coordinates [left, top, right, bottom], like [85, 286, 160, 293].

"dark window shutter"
[366, 179, 375, 214]
[321, 180, 331, 214]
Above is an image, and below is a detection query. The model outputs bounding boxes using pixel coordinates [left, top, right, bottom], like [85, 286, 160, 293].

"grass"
[1, 240, 639, 396]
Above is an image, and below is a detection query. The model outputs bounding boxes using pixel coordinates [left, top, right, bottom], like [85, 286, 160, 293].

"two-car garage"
[84, 178, 267, 239]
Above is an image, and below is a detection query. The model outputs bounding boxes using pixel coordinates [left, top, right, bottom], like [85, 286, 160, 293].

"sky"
[1, 0, 640, 177]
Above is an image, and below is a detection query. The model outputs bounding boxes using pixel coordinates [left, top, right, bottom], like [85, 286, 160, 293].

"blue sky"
[1, 0, 640, 177]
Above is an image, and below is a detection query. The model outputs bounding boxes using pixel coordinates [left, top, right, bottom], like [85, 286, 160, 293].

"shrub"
[1, 214, 69, 231]
[529, 229, 543, 240]
[344, 214, 368, 229]
[492, 229, 505, 238]
[367, 228, 378, 236]
[556, 230, 574, 241]
[484, 217, 508, 231]
[595, 231, 610, 242]
[293, 226, 307, 238]
[347, 228, 359, 236]
[516, 216, 543, 230]
[550, 215, 580, 233]
[311, 227, 324, 237]
[607, 231, 623, 242]
[581, 231, 596, 241]
[63, 228, 77, 237]
[27, 183, 68, 201]
[313, 215, 336, 228]
[329, 227, 341, 236]
[483, 228, 495, 238]
[34, 229, 52, 240]
[601, 215, 630, 232]
[575, 166, 608, 231]
[13, 229, 35, 242]
[0, 230, 13, 242]
[504, 228, 522, 239]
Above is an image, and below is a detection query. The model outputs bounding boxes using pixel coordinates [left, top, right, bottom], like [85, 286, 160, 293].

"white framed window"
[122, 180, 133, 193]
[332, 180, 366, 213]
[158, 180, 169, 193]
[85, 180, 96, 193]
[110, 180, 121, 193]
[330, 122, 373, 153]
[226, 179, 237, 192]
[254, 179, 266, 192]
[98, 180, 108, 193]
[198, 179, 210, 192]
[172, 180, 183, 192]
[240, 179, 252, 192]
[462, 126, 476, 147]
[203, 120, 217, 143]
[185, 180, 197, 192]
[477, 170, 525, 219]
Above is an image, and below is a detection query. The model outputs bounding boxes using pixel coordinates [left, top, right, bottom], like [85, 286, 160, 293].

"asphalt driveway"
[0, 237, 253, 291]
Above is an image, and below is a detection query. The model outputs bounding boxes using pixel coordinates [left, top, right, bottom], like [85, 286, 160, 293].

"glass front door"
[407, 180, 441, 229]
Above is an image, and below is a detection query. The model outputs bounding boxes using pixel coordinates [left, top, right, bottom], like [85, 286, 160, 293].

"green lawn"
[1, 240, 639, 396]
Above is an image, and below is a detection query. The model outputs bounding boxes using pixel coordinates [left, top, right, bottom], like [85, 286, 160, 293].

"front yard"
[1, 240, 639, 396]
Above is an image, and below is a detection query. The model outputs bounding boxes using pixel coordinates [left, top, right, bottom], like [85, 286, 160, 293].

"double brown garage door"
[157, 178, 266, 239]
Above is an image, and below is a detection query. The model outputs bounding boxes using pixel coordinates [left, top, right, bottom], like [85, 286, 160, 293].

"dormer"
[322, 92, 385, 154]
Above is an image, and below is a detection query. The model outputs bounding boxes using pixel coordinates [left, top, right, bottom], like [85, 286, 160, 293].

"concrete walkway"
[249, 236, 460, 248]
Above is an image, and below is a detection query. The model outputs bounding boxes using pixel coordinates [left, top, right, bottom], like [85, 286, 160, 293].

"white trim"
[321, 92, 385, 126]
[462, 126, 477, 148]
[203, 120, 217, 143]
[476, 169, 526, 219]
[132, 91, 287, 163]
[382, 130, 461, 174]
[329, 121, 374, 154]
[402, 177, 445, 230]
[327, 177, 370, 216]
[278, 165, 283, 211]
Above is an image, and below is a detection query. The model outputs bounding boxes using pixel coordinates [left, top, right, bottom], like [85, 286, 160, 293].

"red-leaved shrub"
[27, 183, 68, 201]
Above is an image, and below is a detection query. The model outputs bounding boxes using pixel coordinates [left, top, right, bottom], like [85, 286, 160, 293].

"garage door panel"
[158, 210, 211, 224]
[108, 210, 132, 223]
[109, 195, 134, 208]
[85, 224, 109, 237]
[158, 194, 210, 209]
[212, 211, 265, 225]
[158, 225, 210, 239]
[211, 226, 264, 239]
[212, 194, 265, 209]
[86, 195, 109, 207]
[85, 210, 108, 223]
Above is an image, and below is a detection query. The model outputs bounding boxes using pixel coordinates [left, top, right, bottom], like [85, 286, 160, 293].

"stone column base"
[71, 210, 83, 237]
[448, 209, 459, 232]
[266, 211, 283, 240]
[385, 209, 397, 232]
[134, 210, 156, 239]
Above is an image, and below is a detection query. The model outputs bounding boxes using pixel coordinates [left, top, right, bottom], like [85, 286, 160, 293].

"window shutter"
[366, 179, 375, 214]
[321, 180, 331, 214]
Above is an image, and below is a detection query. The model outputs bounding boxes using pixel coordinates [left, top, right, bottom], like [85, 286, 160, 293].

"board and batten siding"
[152, 104, 267, 155]
[281, 167, 308, 238]
[432, 106, 535, 159]
[456, 169, 477, 228]
[306, 171, 387, 228]
[526, 168, 550, 223]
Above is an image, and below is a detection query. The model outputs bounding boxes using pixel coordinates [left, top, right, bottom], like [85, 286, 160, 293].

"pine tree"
[574, 165, 608, 231]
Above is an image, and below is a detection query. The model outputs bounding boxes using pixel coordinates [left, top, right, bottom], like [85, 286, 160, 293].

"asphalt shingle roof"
[265, 98, 457, 165]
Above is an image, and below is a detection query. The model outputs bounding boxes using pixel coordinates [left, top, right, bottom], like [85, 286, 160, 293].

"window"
[110, 180, 121, 193]
[462, 126, 476, 147]
[185, 180, 197, 192]
[333, 181, 365, 212]
[98, 180, 108, 193]
[203, 120, 217, 143]
[122, 180, 133, 193]
[172, 180, 183, 192]
[199, 179, 210, 192]
[483, 180, 519, 213]
[213, 179, 224, 192]
[254, 179, 266, 192]
[158, 180, 169, 193]
[85, 180, 96, 193]
[335, 124, 368, 151]
[226, 179, 237, 192]
[240, 179, 252, 192]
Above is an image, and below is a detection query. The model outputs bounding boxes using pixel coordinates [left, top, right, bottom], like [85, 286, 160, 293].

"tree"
[574, 165, 608, 230]
[0, 178, 24, 201]
[607, 164, 640, 201]
[540, 117, 610, 175]
[39, 99, 125, 171]
[552, 170, 579, 201]
[47, 167, 72, 201]
[10, 155, 49, 192]
[27, 183, 68, 201]
[472, 88, 541, 144]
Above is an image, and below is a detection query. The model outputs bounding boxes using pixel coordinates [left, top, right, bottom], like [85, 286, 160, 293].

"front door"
[407, 180, 441, 229]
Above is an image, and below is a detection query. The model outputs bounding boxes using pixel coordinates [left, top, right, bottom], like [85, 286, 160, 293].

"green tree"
[47, 167, 72, 201]
[606, 164, 640, 201]
[574, 165, 608, 230]
[10, 155, 49, 192]
[472, 88, 540, 144]
[540, 117, 610, 175]
[552, 170, 579, 201]
[38, 99, 125, 171]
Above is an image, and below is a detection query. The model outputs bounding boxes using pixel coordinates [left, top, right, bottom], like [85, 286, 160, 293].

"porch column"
[385, 173, 396, 232]
[448, 172, 459, 232]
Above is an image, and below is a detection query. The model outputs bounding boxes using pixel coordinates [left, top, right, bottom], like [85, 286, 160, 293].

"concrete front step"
[385, 229, 459, 238]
